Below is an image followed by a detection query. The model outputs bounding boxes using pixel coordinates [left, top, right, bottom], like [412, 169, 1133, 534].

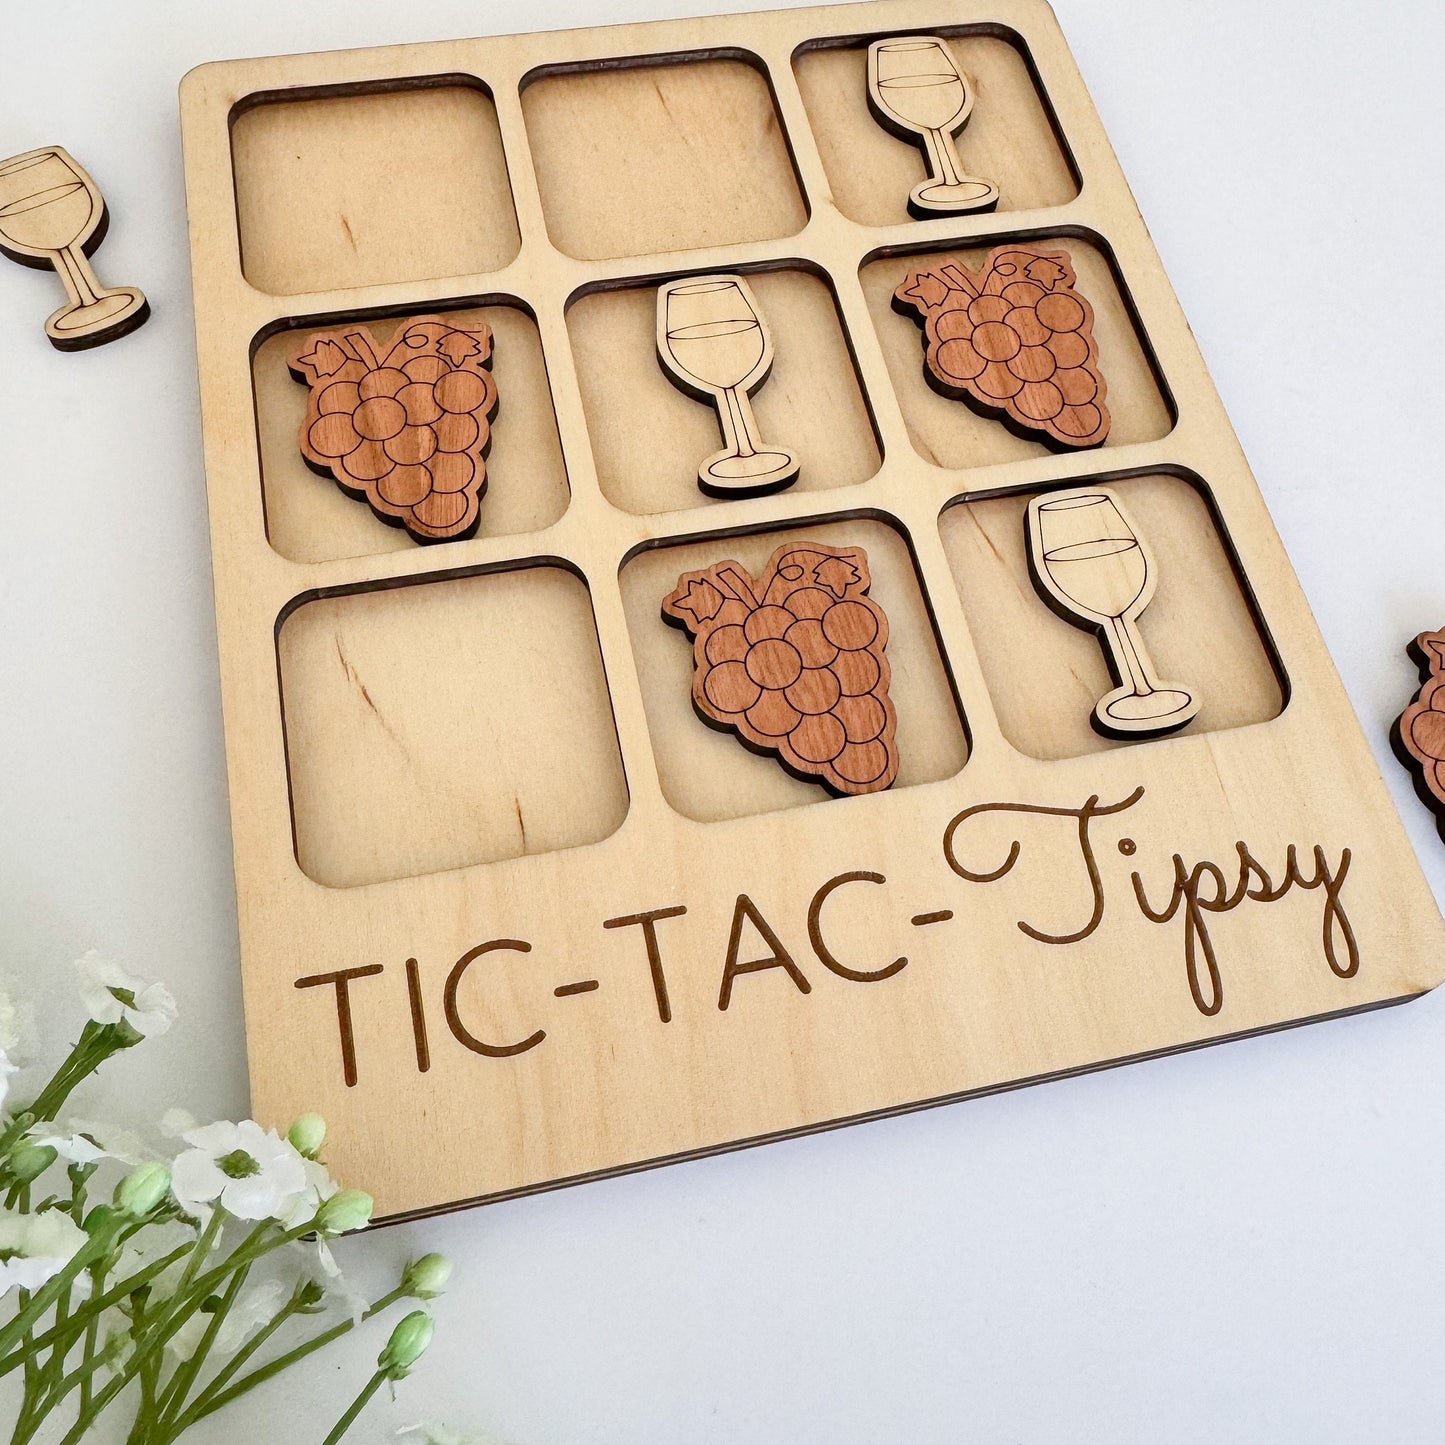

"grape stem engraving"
[893, 246, 1110, 450]
[289, 315, 499, 543]
[662, 542, 900, 796]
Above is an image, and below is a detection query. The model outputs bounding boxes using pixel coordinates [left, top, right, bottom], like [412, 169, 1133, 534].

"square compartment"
[231, 82, 520, 294]
[568, 266, 879, 515]
[253, 303, 569, 564]
[860, 233, 1172, 472]
[277, 564, 628, 887]
[620, 515, 967, 822]
[793, 30, 1077, 227]
[520, 54, 808, 261]
[939, 472, 1285, 759]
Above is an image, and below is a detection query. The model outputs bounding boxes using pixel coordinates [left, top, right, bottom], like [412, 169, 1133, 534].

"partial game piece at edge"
[1392, 628, 1445, 837]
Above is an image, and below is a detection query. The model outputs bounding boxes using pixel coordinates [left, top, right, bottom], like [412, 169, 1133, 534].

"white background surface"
[3, 1, 1445, 1440]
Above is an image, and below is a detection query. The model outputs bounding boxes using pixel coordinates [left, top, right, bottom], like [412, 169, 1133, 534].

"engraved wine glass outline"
[0, 146, 149, 350]
[1026, 488, 1199, 739]
[656, 275, 800, 498]
[867, 37, 999, 219]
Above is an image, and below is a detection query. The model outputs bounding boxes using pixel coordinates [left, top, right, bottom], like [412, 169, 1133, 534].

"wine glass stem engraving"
[719, 386, 761, 460]
[54, 245, 105, 309]
[1106, 616, 1157, 698]
[923, 127, 964, 189]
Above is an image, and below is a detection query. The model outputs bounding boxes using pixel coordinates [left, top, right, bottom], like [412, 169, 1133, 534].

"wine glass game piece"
[1392, 629, 1445, 837]
[894, 246, 1109, 449]
[0, 146, 149, 350]
[289, 316, 499, 544]
[867, 36, 999, 218]
[656, 274, 800, 498]
[662, 542, 899, 795]
[1026, 487, 1199, 739]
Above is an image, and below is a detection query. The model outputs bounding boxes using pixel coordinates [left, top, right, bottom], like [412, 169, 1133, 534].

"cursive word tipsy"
[942, 787, 1358, 1015]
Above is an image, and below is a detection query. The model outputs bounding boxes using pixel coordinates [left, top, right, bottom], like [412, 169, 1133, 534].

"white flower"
[31, 1121, 142, 1168]
[0, 1045, 17, 1118]
[281, 1156, 337, 1231]
[170, 1121, 307, 1222]
[75, 953, 177, 1038]
[0, 1207, 88, 1297]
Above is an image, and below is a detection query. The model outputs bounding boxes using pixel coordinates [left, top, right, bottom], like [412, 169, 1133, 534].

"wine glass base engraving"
[1093, 685, 1199, 740]
[697, 446, 799, 498]
[908, 177, 999, 217]
[46, 286, 149, 351]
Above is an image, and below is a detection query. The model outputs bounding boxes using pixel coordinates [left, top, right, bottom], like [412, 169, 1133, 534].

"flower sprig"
[0, 957, 455, 1444]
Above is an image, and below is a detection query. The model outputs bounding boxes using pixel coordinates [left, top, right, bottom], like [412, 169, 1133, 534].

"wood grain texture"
[177, 0, 1445, 1222]
[662, 542, 899, 795]
[0, 145, 148, 350]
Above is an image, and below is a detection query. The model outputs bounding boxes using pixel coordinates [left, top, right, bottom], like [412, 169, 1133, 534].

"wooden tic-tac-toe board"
[179, 0, 1445, 1221]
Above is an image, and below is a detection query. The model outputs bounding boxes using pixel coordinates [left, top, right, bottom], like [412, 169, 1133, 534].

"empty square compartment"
[231, 81, 520, 294]
[253, 302, 569, 564]
[568, 266, 880, 516]
[860, 233, 1172, 473]
[277, 565, 628, 887]
[939, 472, 1285, 760]
[793, 30, 1077, 227]
[520, 54, 808, 261]
[620, 515, 968, 823]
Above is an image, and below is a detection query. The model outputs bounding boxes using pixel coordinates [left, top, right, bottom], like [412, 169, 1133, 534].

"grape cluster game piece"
[1393, 630, 1445, 837]
[893, 246, 1109, 449]
[289, 316, 499, 543]
[662, 542, 899, 796]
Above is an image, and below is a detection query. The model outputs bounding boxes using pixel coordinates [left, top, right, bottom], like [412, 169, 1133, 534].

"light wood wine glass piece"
[1026, 487, 1199, 739]
[656, 274, 800, 498]
[662, 542, 899, 795]
[1393, 629, 1445, 837]
[0, 146, 149, 351]
[288, 316, 499, 544]
[894, 246, 1110, 450]
[867, 37, 999, 218]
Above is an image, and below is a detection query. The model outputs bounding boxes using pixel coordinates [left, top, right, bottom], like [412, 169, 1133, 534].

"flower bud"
[114, 1162, 171, 1218]
[314, 1187, 372, 1235]
[378, 1309, 434, 1378]
[401, 1252, 452, 1300]
[8, 1141, 57, 1184]
[286, 1112, 326, 1159]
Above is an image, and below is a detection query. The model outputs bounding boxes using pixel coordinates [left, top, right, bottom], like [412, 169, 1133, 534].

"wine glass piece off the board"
[894, 247, 1110, 449]
[1392, 629, 1445, 837]
[867, 37, 999, 218]
[656, 274, 800, 498]
[1026, 486, 1199, 740]
[0, 146, 149, 351]
[662, 542, 899, 795]
[289, 317, 498, 544]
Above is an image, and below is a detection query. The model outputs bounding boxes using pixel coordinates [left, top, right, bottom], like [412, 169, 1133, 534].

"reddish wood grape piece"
[661, 543, 901, 797]
[288, 315, 499, 544]
[1392, 628, 1445, 838]
[892, 246, 1110, 450]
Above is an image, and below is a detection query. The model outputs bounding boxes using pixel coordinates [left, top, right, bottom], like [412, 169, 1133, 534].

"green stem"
[184, 1288, 308, 1420]
[0, 1240, 192, 1377]
[173, 1208, 226, 1297]
[0, 1220, 120, 1357]
[179, 1285, 408, 1426]
[320, 1368, 387, 1445]
[151, 1254, 251, 1435]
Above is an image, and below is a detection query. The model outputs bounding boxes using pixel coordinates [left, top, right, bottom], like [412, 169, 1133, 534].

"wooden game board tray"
[179, 0, 1445, 1221]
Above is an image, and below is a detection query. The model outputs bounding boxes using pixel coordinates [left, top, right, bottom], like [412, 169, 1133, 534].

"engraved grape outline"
[892, 246, 1110, 450]
[288, 315, 500, 544]
[1392, 628, 1445, 840]
[662, 542, 900, 797]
